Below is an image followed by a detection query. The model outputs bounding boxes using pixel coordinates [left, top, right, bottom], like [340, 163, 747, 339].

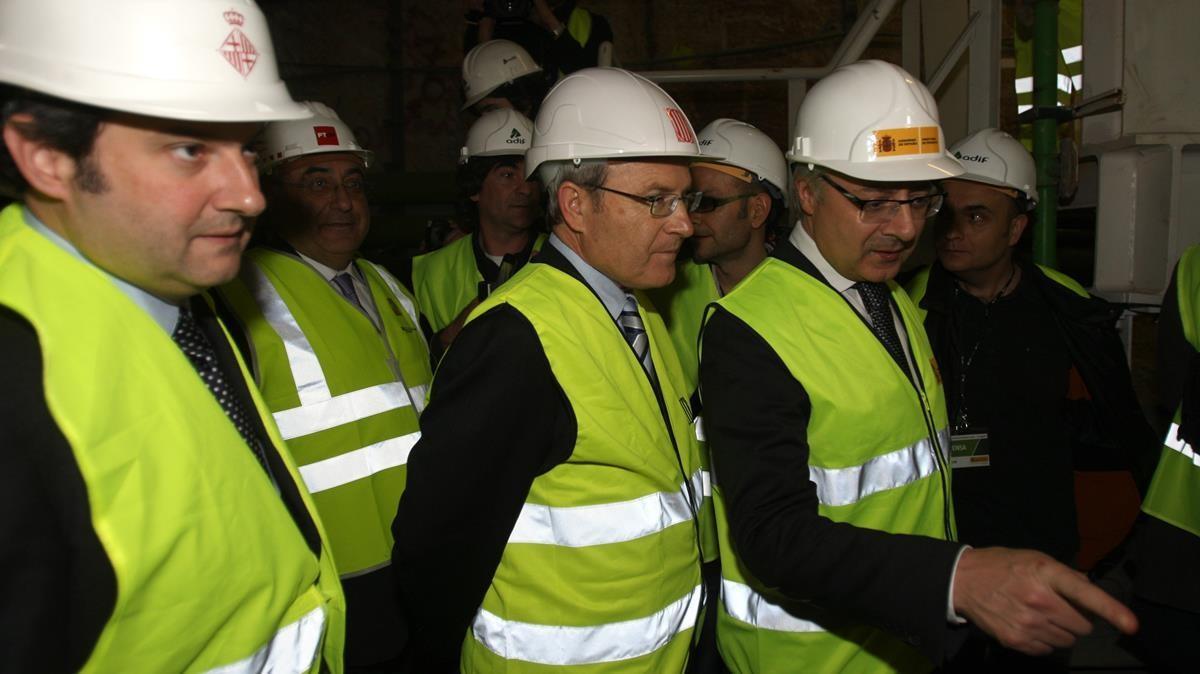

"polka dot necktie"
[173, 306, 276, 483]
[854, 281, 912, 379]
[618, 294, 656, 381]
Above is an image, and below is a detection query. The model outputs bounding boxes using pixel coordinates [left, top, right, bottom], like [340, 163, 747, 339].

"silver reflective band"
[205, 606, 325, 674]
[694, 415, 706, 441]
[273, 382, 414, 440]
[701, 470, 712, 498]
[408, 383, 429, 416]
[245, 264, 330, 405]
[368, 262, 430, 351]
[472, 584, 703, 665]
[508, 470, 705, 547]
[810, 428, 950, 507]
[721, 579, 826, 633]
[246, 263, 420, 439]
[299, 431, 422, 494]
[1164, 422, 1200, 467]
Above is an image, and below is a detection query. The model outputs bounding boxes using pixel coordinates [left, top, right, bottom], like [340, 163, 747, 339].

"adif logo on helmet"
[506, 127, 526, 144]
[954, 151, 989, 164]
[218, 10, 258, 79]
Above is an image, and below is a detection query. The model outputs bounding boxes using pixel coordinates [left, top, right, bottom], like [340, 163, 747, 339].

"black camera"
[483, 0, 533, 20]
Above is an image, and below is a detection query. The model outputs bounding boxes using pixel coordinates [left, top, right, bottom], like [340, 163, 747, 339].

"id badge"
[950, 432, 990, 469]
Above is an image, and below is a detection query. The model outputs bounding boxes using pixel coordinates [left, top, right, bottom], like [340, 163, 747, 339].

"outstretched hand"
[952, 547, 1138, 655]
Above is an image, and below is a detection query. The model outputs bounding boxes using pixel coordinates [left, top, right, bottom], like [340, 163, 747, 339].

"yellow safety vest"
[0, 204, 346, 673]
[709, 258, 953, 673]
[456, 262, 712, 673]
[218, 249, 432, 576]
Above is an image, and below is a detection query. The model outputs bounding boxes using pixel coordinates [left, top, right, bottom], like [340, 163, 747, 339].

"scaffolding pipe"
[926, 11, 982, 93]
[639, 67, 832, 84]
[641, 0, 898, 85]
[830, 0, 902, 66]
[1033, 0, 1059, 266]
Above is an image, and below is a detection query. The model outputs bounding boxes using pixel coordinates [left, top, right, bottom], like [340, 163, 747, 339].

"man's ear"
[470, 193, 481, 203]
[557, 180, 589, 235]
[1008, 212, 1029, 246]
[795, 176, 818, 217]
[748, 192, 771, 230]
[2, 117, 84, 201]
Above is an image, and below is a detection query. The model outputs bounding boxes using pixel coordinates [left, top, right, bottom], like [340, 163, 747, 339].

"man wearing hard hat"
[0, 1, 344, 672]
[700, 61, 1137, 673]
[905, 128, 1158, 671]
[649, 117, 789, 386]
[412, 107, 543, 351]
[393, 67, 713, 672]
[461, 39, 547, 117]
[215, 101, 433, 672]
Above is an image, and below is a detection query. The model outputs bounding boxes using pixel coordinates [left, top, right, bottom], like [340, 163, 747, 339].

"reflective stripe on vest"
[510, 469, 706, 547]
[1163, 422, 1200, 467]
[471, 584, 703, 666]
[810, 427, 951, 507]
[205, 606, 326, 674]
[721, 579, 825, 633]
[244, 264, 423, 435]
[298, 431, 422, 494]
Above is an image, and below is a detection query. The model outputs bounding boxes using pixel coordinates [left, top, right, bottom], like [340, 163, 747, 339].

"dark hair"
[455, 155, 521, 231]
[0, 88, 108, 194]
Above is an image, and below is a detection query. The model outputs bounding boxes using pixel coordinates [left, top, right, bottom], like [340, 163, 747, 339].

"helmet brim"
[792, 154, 965, 182]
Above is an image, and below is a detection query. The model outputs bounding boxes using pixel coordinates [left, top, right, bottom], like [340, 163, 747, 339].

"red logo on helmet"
[218, 10, 258, 78]
[665, 108, 695, 144]
[314, 126, 340, 146]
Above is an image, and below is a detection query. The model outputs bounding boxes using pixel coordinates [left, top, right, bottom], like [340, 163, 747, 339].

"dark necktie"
[332, 272, 364, 311]
[173, 306, 277, 484]
[617, 294, 655, 380]
[854, 281, 912, 379]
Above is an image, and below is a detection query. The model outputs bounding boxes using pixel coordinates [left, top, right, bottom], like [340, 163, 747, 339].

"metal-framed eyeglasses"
[690, 193, 757, 214]
[280, 174, 367, 196]
[591, 185, 703, 217]
[819, 174, 943, 224]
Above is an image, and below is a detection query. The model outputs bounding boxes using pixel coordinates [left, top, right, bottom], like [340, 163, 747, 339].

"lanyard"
[950, 264, 1017, 432]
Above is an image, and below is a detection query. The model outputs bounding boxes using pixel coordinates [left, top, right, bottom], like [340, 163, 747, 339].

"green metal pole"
[1032, 0, 1059, 266]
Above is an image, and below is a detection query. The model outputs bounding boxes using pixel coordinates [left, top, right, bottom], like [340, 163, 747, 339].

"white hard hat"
[949, 128, 1037, 206]
[462, 40, 544, 110]
[526, 67, 703, 181]
[256, 101, 374, 174]
[787, 60, 963, 182]
[0, 0, 308, 122]
[460, 108, 534, 165]
[696, 118, 788, 194]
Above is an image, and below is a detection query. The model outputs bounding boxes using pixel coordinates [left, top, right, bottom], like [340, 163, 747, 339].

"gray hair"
[789, 162, 826, 225]
[539, 159, 610, 224]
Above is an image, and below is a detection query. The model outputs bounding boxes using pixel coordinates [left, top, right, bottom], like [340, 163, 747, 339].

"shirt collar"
[24, 206, 180, 334]
[297, 251, 357, 282]
[788, 221, 857, 294]
[547, 234, 628, 321]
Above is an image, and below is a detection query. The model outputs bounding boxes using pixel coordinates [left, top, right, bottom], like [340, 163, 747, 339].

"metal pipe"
[1033, 0, 1059, 266]
[641, 0, 899, 86]
[830, 0, 902, 66]
[926, 11, 982, 93]
[640, 66, 833, 84]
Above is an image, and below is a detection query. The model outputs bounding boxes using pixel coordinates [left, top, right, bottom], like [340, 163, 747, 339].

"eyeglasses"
[281, 174, 366, 196]
[691, 193, 756, 214]
[591, 185, 702, 217]
[820, 175, 943, 224]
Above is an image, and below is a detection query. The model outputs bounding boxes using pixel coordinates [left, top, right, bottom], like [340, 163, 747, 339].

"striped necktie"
[618, 294, 655, 379]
